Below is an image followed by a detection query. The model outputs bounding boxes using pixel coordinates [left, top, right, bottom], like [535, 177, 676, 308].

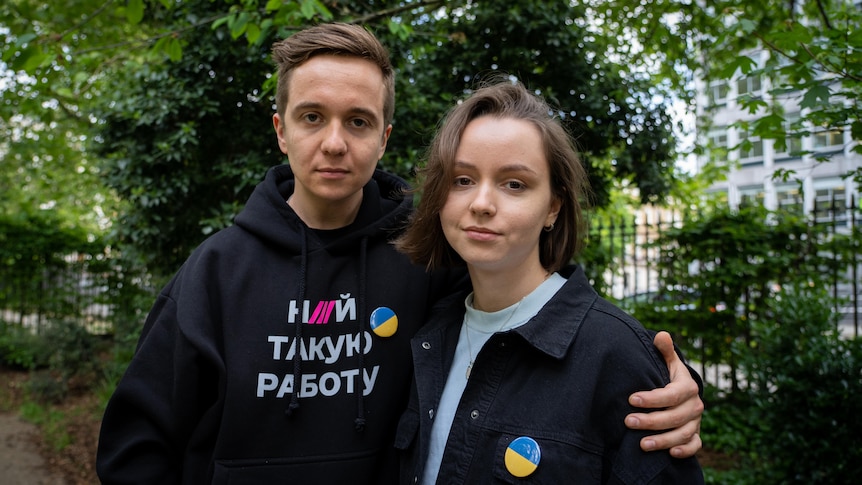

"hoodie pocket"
[212, 449, 383, 485]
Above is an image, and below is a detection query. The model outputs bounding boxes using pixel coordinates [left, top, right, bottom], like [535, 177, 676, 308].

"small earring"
[543, 223, 554, 232]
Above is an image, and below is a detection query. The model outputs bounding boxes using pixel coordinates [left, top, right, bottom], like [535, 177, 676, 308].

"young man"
[97, 23, 702, 484]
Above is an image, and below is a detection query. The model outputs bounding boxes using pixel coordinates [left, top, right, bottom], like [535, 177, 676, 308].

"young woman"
[395, 80, 703, 484]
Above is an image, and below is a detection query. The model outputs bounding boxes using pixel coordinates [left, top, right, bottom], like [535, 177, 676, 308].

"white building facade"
[696, 48, 860, 222]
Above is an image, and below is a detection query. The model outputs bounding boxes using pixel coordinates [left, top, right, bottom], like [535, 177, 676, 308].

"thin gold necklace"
[464, 297, 524, 379]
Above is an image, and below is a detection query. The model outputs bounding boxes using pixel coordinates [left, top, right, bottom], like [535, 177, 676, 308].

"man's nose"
[321, 123, 348, 155]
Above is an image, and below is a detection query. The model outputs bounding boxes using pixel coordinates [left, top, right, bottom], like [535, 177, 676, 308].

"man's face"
[272, 54, 391, 226]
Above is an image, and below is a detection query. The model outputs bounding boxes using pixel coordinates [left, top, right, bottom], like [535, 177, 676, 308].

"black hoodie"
[97, 165, 459, 484]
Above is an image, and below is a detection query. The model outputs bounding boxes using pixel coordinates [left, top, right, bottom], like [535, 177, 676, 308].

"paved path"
[0, 413, 67, 485]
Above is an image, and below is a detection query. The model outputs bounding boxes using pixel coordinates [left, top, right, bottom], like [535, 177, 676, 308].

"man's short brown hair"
[271, 23, 395, 126]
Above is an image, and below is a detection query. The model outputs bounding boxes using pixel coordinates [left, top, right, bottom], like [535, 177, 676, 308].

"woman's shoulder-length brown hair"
[395, 78, 591, 273]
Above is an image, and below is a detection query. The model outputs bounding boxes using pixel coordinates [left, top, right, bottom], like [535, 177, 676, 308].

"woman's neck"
[468, 264, 550, 312]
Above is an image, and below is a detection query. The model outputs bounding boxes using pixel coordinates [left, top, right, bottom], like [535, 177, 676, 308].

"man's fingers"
[653, 330, 677, 365]
[670, 432, 703, 459]
[626, 387, 704, 431]
[629, 383, 686, 409]
[637, 419, 701, 455]
[629, 332, 699, 410]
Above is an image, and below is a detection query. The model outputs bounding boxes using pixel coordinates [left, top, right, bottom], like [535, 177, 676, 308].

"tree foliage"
[2, 0, 688, 277]
[3, 0, 859, 277]
[91, 0, 281, 275]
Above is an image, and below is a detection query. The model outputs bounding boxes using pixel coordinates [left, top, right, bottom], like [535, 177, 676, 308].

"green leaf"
[126, 0, 145, 25]
[212, 15, 230, 30]
[245, 23, 261, 44]
[850, 120, 862, 142]
[55, 87, 74, 98]
[300, 0, 315, 19]
[800, 84, 831, 110]
[716, 55, 756, 78]
[13, 46, 52, 73]
[739, 19, 757, 35]
[167, 38, 183, 62]
[230, 12, 249, 39]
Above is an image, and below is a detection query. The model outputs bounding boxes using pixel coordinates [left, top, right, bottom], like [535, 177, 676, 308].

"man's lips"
[317, 168, 349, 178]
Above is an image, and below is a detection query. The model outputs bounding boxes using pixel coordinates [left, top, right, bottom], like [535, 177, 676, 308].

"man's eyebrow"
[290, 101, 381, 123]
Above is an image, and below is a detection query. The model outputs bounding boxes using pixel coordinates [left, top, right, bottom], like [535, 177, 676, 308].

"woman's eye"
[454, 177, 472, 186]
[506, 181, 525, 190]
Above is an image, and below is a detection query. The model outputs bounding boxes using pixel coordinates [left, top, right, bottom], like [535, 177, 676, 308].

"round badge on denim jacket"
[505, 436, 541, 477]
[370, 307, 398, 337]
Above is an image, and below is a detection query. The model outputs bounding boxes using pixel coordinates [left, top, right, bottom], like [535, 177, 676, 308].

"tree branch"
[347, 0, 449, 25]
[814, 0, 834, 30]
[54, 0, 115, 43]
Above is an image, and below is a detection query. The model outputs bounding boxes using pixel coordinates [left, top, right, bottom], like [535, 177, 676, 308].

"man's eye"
[304, 113, 320, 122]
[350, 119, 368, 128]
[506, 181, 525, 190]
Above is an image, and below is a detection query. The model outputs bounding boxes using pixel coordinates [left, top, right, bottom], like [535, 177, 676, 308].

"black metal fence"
[1, 198, 859, 339]
[0, 253, 115, 335]
[589, 196, 860, 339]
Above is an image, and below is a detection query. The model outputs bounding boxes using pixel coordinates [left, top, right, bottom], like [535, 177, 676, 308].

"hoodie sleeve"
[97, 272, 223, 484]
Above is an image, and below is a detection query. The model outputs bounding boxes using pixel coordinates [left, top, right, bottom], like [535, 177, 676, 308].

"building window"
[776, 184, 803, 214]
[708, 80, 729, 106]
[707, 127, 728, 162]
[777, 113, 803, 159]
[739, 186, 765, 208]
[737, 76, 762, 98]
[813, 126, 844, 149]
[738, 129, 764, 164]
[814, 183, 848, 226]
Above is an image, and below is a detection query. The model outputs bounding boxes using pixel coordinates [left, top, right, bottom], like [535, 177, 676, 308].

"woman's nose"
[469, 184, 496, 216]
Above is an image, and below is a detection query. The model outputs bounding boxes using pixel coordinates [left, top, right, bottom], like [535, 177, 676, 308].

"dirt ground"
[0, 369, 99, 485]
[0, 413, 67, 485]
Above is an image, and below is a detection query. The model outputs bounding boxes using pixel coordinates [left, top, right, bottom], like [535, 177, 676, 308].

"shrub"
[0, 324, 52, 370]
[43, 320, 105, 386]
[726, 283, 862, 482]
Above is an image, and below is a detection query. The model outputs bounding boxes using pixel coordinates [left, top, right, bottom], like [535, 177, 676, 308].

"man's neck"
[287, 191, 363, 230]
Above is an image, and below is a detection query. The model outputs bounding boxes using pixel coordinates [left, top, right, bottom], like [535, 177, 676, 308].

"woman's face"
[440, 115, 560, 277]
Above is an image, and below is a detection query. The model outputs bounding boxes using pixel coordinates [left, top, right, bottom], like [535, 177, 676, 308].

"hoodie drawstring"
[284, 228, 370, 434]
[354, 236, 369, 432]
[285, 224, 308, 419]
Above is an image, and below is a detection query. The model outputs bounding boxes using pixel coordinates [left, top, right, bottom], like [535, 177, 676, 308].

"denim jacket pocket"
[491, 433, 604, 484]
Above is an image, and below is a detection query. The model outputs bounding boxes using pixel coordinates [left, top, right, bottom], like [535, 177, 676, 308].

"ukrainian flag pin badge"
[505, 436, 541, 478]
[370, 307, 398, 337]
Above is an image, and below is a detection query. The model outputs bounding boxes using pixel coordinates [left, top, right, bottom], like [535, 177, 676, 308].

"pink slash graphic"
[310, 300, 336, 324]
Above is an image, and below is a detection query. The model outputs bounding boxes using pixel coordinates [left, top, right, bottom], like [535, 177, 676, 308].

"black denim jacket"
[395, 266, 703, 484]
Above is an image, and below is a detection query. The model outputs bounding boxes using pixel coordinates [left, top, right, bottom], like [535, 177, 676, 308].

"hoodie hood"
[235, 164, 413, 253]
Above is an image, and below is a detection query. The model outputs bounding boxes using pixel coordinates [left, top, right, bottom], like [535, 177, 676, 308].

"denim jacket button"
[429, 409, 435, 420]
[422, 341, 431, 350]
[470, 410, 479, 419]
